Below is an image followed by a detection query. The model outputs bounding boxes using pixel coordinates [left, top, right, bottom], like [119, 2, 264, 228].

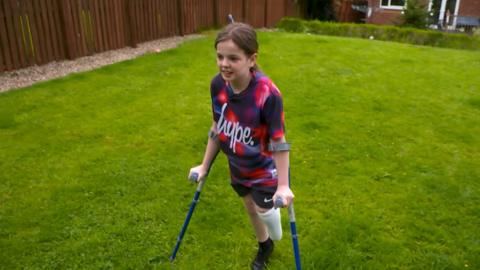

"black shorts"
[231, 183, 277, 209]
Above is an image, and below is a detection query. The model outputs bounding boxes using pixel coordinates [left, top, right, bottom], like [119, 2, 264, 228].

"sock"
[253, 238, 274, 266]
[257, 207, 282, 240]
[259, 238, 273, 252]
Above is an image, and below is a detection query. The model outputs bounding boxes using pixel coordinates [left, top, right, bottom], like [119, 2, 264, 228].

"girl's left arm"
[271, 136, 294, 207]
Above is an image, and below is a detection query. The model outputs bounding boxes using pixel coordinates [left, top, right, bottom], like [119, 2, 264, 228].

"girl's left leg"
[242, 194, 275, 270]
[242, 194, 269, 242]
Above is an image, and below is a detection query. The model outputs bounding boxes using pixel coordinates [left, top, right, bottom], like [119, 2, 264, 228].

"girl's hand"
[189, 164, 208, 182]
[273, 185, 294, 207]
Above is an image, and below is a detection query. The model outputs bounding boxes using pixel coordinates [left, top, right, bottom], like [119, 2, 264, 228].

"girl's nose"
[219, 58, 229, 67]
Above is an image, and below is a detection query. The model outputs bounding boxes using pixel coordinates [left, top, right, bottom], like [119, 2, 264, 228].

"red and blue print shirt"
[210, 71, 285, 187]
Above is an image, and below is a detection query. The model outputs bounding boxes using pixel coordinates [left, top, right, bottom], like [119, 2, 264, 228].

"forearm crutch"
[169, 152, 218, 262]
[169, 172, 204, 262]
[274, 171, 302, 270]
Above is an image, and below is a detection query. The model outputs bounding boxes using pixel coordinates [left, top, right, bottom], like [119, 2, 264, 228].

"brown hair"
[215, 23, 259, 71]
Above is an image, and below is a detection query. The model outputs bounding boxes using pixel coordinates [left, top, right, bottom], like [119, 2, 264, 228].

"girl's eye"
[217, 54, 240, 62]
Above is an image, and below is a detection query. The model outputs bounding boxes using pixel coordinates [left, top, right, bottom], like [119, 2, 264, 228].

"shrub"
[474, 28, 480, 36]
[276, 17, 307, 33]
[277, 17, 480, 51]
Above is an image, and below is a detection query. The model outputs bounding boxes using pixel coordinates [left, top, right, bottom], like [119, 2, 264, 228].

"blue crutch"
[169, 151, 218, 262]
[274, 171, 302, 270]
[169, 172, 204, 262]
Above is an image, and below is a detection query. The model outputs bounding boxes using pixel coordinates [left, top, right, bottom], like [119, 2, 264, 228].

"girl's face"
[216, 39, 256, 88]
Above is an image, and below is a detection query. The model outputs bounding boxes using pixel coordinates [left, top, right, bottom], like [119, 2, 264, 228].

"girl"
[189, 22, 294, 270]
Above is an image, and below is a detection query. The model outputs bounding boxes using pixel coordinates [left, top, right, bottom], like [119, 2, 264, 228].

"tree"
[400, 0, 430, 29]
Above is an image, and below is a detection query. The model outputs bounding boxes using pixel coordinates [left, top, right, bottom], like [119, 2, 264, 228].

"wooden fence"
[0, 0, 300, 72]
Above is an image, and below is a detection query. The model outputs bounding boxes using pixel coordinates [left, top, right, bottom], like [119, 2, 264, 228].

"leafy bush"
[474, 28, 480, 36]
[277, 17, 480, 51]
[276, 17, 307, 33]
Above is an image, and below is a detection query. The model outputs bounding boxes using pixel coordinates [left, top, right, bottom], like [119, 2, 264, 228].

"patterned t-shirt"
[210, 71, 285, 187]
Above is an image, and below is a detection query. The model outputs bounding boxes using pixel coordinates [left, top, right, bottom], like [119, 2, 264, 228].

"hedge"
[277, 17, 480, 51]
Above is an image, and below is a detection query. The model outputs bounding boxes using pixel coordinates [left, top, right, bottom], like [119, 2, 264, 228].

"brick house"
[365, 0, 480, 30]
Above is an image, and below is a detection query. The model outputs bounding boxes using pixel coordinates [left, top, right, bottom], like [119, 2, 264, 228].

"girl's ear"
[249, 53, 258, 68]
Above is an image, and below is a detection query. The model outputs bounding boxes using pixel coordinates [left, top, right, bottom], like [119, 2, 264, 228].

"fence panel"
[0, 0, 299, 71]
[245, 0, 266, 28]
[46, 0, 60, 60]
[110, 0, 120, 49]
[130, 0, 139, 46]
[150, 0, 157, 39]
[122, 0, 133, 47]
[266, 0, 285, 28]
[23, 0, 35, 65]
[46, 0, 59, 60]
[181, 0, 192, 34]
[100, 0, 109, 50]
[102, 0, 111, 51]
[90, 0, 101, 52]
[0, 2, 11, 71]
[148, 0, 155, 39]
[216, 0, 243, 26]
[19, 0, 33, 66]
[136, 0, 144, 43]
[181, 0, 214, 35]
[116, 0, 126, 48]
[75, 0, 88, 56]
[47, 0, 59, 60]
[61, 0, 77, 59]
[103, 0, 113, 50]
[141, 0, 148, 41]
[166, 0, 180, 36]
[29, 0, 45, 63]
[4, 0, 21, 69]
[285, 0, 299, 17]
[52, 0, 66, 59]
[42, 0, 56, 61]
[15, 0, 29, 67]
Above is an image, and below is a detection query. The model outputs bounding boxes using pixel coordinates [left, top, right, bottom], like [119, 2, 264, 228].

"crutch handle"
[227, 14, 235, 24]
[189, 172, 199, 182]
[274, 197, 285, 208]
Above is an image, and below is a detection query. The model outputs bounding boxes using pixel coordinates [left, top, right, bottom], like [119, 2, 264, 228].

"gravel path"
[0, 34, 203, 93]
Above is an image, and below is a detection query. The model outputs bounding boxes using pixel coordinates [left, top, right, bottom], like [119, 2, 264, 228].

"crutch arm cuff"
[268, 142, 291, 152]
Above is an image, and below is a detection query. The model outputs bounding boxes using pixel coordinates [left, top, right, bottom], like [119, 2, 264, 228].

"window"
[381, 0, 406, 9]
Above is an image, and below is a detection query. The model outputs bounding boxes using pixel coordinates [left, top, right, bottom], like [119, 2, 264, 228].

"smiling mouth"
[222, 71, 233, 77]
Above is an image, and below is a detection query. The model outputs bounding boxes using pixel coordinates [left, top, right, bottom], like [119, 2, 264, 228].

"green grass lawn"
[1, 31, 479, 269]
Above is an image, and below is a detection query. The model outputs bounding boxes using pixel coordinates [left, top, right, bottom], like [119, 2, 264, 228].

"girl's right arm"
[189, 121, 220, 181]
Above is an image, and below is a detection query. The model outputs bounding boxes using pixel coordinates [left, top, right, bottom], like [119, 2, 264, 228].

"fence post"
[264, 0, 268, 28]
[242, 0, 246, 23]
[4, 0, 22, 69]
[0, 1, 11, 71]
[123, 0, 135, 47]
[213, 0, 218, 27]
[177, 0, 183, 36]
[58, 0, 78, 59]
